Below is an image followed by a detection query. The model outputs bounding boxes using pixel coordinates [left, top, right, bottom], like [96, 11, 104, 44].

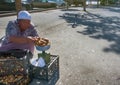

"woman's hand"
[27, 36, 40, 43]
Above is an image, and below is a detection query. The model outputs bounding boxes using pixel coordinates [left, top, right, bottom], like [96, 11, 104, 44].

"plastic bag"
[31, 57, 45, 67]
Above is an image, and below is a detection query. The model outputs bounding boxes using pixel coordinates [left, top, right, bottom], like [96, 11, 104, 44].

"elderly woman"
[0, 11, 39, 54]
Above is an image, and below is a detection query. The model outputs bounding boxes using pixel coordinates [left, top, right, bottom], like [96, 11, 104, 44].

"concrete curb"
[0, 8, 56, 17]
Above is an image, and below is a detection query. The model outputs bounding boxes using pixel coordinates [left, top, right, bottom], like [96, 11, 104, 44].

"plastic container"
[36, 45, 50, 51]
[30, 55, 59, 81]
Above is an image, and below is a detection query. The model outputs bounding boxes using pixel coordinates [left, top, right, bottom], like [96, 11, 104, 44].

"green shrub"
[22, 4, 32, 10]
[0, 3, 15, 11]
[32, 2, 57, 8]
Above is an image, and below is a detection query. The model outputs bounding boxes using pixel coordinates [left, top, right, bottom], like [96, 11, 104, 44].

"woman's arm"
[9, 36, 34, 44]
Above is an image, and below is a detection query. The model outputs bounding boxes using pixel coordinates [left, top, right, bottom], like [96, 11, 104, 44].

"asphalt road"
[0, 7, 120, 85]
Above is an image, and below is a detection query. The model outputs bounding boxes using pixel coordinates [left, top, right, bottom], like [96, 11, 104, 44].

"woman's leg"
[0, 43, 34, 54]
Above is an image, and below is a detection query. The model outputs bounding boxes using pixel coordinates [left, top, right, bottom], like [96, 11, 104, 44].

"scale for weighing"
[36, 44, 50, 54]
[30, 44, 59, 82]
[30, 44, 51, 68]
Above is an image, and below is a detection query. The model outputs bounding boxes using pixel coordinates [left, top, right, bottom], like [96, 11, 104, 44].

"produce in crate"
[0, 55, 30, 85]
[0, 74, 29, 85]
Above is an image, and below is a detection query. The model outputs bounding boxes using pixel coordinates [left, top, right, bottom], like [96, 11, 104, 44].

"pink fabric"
[0, 43, 34, 54]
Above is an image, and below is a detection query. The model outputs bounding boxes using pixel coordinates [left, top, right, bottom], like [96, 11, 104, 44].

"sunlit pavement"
[1, 6, 120, 85]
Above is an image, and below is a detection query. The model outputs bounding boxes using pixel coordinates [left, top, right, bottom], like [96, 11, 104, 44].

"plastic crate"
[30, 55, 59, 81]
[0, 49, 31, 85]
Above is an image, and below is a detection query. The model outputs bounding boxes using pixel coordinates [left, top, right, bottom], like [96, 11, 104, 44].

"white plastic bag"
[31, 57, 45, 67]
[38, 57, 46, 67]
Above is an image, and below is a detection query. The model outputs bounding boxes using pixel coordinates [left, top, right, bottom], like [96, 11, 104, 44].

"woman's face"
[18, 19, 31, 31]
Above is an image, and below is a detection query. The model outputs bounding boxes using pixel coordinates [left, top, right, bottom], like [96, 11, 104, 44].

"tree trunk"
[83, 0, 86, 11]
[90, 0, 92, 5]
[66, 1, 69, 10]
[97, 0, 99, 7]
[15, 0, 22, 14]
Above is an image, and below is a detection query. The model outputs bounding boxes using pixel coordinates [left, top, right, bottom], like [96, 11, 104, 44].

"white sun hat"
[17, 10, 31, 20]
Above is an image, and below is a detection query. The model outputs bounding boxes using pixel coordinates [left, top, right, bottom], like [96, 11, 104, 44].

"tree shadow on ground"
[59, 10, 120, 54]
[100, 6, 120, 14]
